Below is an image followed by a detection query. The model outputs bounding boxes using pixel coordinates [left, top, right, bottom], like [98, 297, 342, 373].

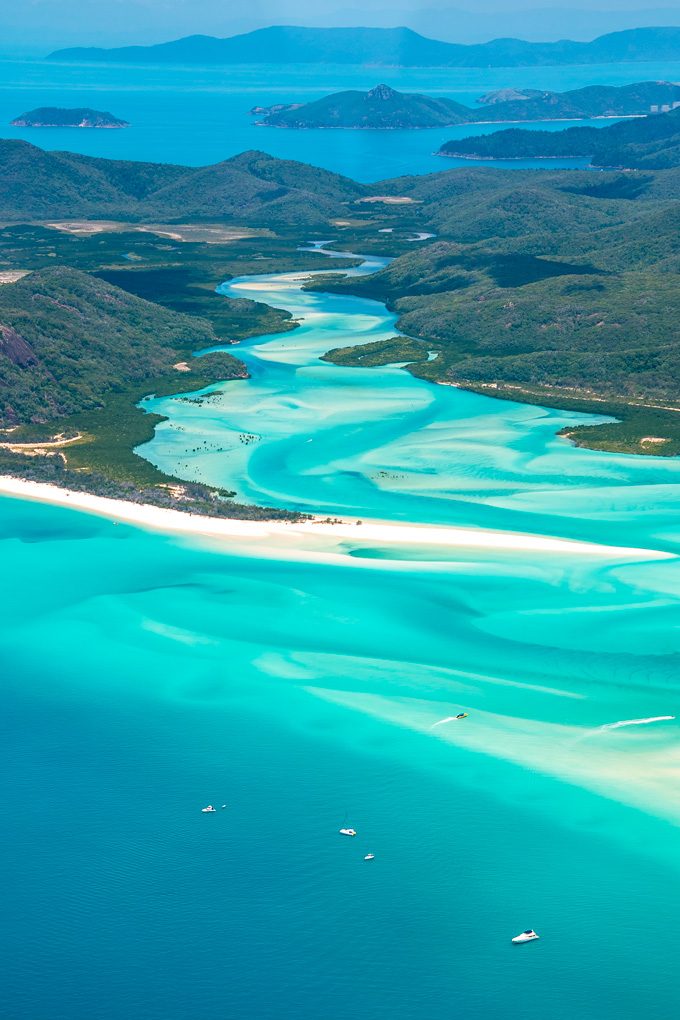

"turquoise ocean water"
[3, 240, 680, 1018]
[3, 57, 680, 1020]
[2, 57, 680, 177]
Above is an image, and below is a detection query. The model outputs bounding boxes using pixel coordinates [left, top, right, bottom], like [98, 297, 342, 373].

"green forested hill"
[259, 81, 680, 130]
[0, 140, 186, 220]
[307, 166, 680, 452]
[0, 143, 363, 225]
[258, 84, 473, 129]
[473, 81, 680, 123]
[0, 267, 236, 426]
[439, 106, 680, 169]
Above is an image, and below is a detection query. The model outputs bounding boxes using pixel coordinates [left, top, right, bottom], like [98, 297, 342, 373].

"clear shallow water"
[2, 491, 680, 1020]
[3, 248, 680, 1019]
[2, 58, 680, 177]
[142, 251, 680, 554]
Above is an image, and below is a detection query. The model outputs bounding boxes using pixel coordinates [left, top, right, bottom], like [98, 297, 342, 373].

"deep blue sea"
[3, 58, 680, 1020]
[2, 57, 680, 177]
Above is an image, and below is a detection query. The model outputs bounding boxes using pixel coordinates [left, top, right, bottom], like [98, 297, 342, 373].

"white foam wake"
[576, 716, 675, 742]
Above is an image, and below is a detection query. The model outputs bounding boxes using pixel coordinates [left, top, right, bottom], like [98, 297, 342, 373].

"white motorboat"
[512, 929, 539, 943]
[364, 853, 375, 860]
[339, 827, 357, 837]
[201, 805, 217, 813]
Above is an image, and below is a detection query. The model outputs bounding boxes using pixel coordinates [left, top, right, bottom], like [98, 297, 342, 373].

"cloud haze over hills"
[2, 0, 680, 53]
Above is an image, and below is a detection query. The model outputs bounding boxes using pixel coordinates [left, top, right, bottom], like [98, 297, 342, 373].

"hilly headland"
[439, 104, 680, 169]
[256, 81, 680, 130]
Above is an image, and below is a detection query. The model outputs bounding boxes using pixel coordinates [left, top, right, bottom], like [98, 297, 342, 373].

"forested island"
[439, 104, 680, 169]
[49, 25, 680, 68]
[0, 134, 679, 515]
[10, 107, 129, 128]
[257, 81, 680, 130]
[256, 84, 473, 129]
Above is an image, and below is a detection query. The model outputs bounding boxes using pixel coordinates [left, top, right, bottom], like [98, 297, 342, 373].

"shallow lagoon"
[2, 248, 680, 1018]
[142, 254, 680, 554]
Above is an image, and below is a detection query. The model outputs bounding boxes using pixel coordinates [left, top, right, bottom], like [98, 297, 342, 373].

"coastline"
[255, 115, 640, 131]
[0, 475, 670, 562]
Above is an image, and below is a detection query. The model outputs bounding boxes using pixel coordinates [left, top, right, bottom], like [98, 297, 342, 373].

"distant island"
[10, 107, 129, 129]
[438, 104, 680, 169]
[255, 81, 680, 130]
[478, 88, 543, 105]
[255, 84, 473, 129]
[470, 81, 680, 123]
[48, 25, 680, 68]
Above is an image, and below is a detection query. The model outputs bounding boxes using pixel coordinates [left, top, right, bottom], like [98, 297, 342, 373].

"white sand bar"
[0, 476, 672, 565]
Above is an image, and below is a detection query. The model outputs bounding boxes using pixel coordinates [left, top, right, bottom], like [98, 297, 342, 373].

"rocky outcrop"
[0, 324, 37, 367]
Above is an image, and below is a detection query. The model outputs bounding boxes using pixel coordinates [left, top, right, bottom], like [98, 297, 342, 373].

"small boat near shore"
[512, 929, 539, 943]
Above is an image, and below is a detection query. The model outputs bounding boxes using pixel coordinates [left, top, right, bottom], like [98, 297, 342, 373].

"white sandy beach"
[0, 475, 670, 563]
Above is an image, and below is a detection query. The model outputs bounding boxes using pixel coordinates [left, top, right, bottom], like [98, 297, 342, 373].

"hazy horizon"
[3, 0, 680, 56]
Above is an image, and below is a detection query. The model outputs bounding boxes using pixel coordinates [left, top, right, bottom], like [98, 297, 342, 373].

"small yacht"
[339, 827, 357, 837]
[512, 930, 539, 943]
[456, 713, 469, 720]
[364, 853, 375, 860]
[201, 805, 217, 813]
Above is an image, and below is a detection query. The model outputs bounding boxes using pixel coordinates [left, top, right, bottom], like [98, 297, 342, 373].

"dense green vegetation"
[0, 142, 364, 225]
[322, 336, 429, 368]
[49, 25, 680, 68]
[10, 108, 129, 128]
[0, 266, 238, 425]
[260, 81, 680, 131]
[0, 226, 353, 341]
[0, 266, 305, 517]
[1, 140, 680, 464]
[304, 164, 680, 454]
[439, 106, 680, 169]
[472, 82, 680, 122]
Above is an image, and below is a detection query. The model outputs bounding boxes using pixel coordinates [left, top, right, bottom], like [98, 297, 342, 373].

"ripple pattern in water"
[4, 255, 680, 1020]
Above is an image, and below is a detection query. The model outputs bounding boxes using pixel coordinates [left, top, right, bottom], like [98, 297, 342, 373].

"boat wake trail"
[430, 714, 467, 729]
[575, 715, 675, 742]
